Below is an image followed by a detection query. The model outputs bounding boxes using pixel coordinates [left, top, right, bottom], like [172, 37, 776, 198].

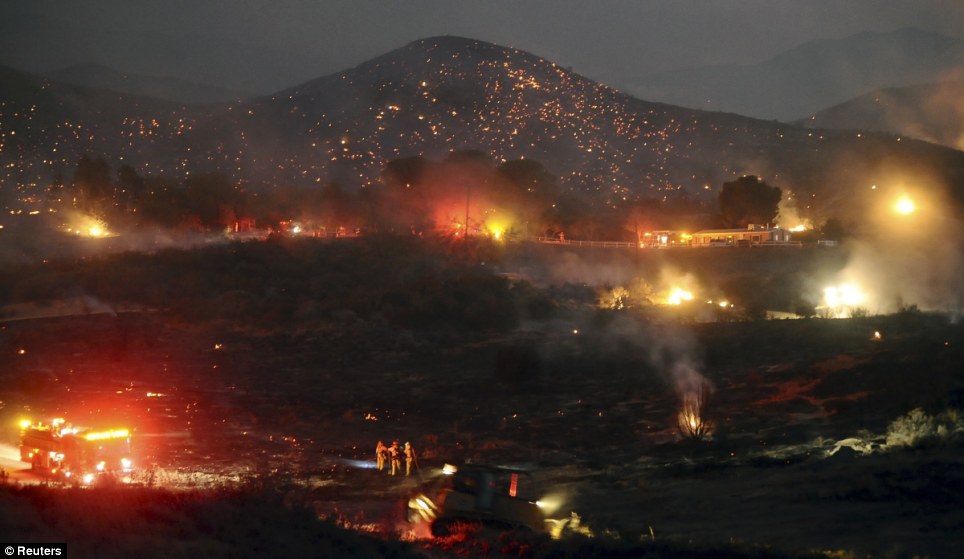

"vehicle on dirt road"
[408, 463, 547, 536]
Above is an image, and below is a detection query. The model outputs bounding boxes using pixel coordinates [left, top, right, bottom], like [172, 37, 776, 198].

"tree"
[45, 169, 66, 208]
[116, 165, 146, 212]
[316, 181, 358, 230]
[382, 156, 430, 190]
[718, 175, 781, 228]
[184, 172, 240, 229]
[624, 197, 660, 242]
[820, 217, 846, 241]
[377, 157, 433, 233]
[494, 158, 558, 233]
[444, 149, 492, 169]
[139, 176, 186, 227]
[496, 159, 557, 198]
[72, 155, 113, 212]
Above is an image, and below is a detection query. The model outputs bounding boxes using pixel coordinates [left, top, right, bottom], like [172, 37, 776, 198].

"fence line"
[522, 236, 801, 249]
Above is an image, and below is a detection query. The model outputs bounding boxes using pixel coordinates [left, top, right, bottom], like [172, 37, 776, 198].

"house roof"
[693, 227, 783, 234]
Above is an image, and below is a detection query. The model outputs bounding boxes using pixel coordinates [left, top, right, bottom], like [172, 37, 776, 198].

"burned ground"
[1, 237, 962, 558]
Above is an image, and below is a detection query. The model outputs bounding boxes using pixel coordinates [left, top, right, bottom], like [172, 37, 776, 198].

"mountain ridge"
[800, 80, 964, 150]
[2, 35, 963, 226]
[627, 27, 964, 122]
[44, 63, 249, 104]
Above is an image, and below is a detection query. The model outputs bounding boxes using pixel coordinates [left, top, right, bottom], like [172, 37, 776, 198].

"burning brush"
[677, 381, 713, 441]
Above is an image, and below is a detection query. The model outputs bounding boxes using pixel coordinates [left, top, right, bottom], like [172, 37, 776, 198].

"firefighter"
[389, 441, 402, 476]
[404, 441, 417, 476]
[375, 440, 388, 472]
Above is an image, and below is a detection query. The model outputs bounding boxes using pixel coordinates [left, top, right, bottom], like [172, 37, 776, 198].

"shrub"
[885, 408, 964, 448]
[886, 409, 936, 447]
[849, 307, 869, 318]
[677, 381, 714, 441]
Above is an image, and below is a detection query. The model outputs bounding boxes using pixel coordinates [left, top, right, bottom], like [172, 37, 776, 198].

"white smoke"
[827, 184, 964, 315]
[644, 323, 714, 404]
[776, 190, 812, 230]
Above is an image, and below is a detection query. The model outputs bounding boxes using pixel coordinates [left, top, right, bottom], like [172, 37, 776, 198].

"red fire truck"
[19, 418, 133, 484]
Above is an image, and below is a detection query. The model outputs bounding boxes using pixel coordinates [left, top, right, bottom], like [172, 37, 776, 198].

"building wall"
[691, 227, 790, 246]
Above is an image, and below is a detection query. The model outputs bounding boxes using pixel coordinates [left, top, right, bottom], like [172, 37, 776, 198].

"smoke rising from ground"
[539, 251, 637, 287]
[776, 191, 811, 230]
[879, 68, 964, 151]
[819, 184, 964, 315]
[644, 322, 713, 404]
[0, 212, 259, 267]
[552, 306, 713, 422]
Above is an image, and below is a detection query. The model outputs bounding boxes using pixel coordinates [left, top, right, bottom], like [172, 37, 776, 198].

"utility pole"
[464, 182, 471, 248]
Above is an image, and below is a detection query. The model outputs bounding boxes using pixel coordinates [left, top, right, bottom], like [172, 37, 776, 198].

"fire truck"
[19, 418, 133, 484]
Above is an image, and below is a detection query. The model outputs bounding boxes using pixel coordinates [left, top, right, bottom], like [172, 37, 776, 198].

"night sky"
[1, 0, 962, 95]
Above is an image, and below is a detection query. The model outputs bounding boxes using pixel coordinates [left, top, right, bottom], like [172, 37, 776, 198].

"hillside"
[2, 36, 964, 225]
[0, 64, 195, 190]
[629, 27, 964, 122]
[800, 81, 964, 151]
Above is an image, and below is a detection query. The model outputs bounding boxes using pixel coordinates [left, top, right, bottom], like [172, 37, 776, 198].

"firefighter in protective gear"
[404, 441, 417, 476]
[389, 441, 402, 476]
[375, 440, 388, 472]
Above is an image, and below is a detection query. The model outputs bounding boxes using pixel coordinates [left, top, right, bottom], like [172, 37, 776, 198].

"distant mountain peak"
[412, 35, 496, 48]
[44, 63, 249, 104]
[368, 35, 544, 68]
[801, 80, 964, 149]
[49, 62, 123, 76]
[773, 26, 961, 63]
[629, 27, 964, 121]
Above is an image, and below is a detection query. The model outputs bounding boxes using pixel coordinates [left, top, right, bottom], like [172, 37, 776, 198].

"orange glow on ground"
[666, 287, 694, 305]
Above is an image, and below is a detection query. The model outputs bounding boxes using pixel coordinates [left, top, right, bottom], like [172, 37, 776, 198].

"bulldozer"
[407, 463, 547, 536]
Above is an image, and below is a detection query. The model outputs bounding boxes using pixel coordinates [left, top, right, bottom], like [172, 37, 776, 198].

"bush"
[885, 408, 964, 448]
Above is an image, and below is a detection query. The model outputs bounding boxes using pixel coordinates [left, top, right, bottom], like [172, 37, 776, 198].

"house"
[690, 225, 793, 247]
[639, 230, 692, 248]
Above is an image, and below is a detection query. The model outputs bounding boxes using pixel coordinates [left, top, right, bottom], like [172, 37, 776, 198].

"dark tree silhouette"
[316, 181, 359, 230]
[72, 155, 113, 212]
[378, 156, 436, 233]
[116, 165, 146, 212]
[184, 172, 240, 229]
[496, 159, 557, 198]
[382, 156, 430, 189]
[820, 217, 847, 241]
[624, 197, 660, 241]
[46, 169, 66, 206]
[139, 176, 186, 227]
[444, 149, 492, 168]
[719, 175, 782, 228]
